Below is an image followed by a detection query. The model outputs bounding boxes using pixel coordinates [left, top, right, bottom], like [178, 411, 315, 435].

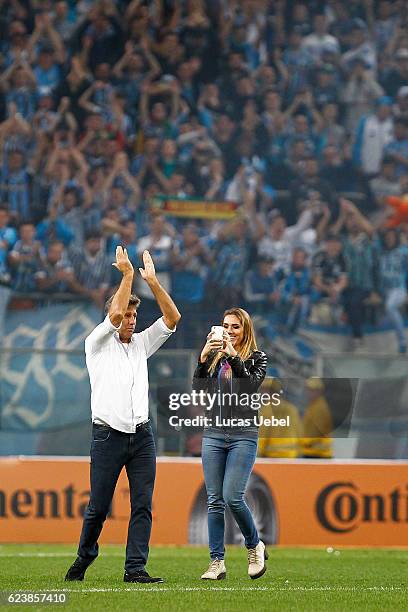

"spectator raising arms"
[0, 0, 406, 351]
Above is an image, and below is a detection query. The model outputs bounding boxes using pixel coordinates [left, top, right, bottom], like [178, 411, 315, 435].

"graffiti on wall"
[0, 303, 100, 431]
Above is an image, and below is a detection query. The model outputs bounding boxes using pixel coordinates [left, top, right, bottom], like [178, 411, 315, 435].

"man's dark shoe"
[65, 557, 94, 581]
[124, 570, 164, 583]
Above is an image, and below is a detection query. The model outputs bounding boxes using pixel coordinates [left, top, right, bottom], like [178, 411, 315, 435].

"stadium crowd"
[0, 0, 408, 349]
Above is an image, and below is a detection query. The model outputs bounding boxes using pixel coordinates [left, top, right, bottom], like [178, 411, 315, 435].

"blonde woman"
[193, 308, 268, 581]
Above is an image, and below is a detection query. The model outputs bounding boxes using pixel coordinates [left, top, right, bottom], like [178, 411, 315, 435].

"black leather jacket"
[192, 350, 268, 432]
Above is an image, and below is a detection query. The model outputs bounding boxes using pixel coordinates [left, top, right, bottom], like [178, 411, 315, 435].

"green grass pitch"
[0, 544, 407, 611]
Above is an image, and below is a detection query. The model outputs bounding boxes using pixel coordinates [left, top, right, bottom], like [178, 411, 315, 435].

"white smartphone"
[211, 325, 224, 341]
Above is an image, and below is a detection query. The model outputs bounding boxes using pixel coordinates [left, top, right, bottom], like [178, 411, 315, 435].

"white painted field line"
[30, 586, 407, 593]
[0, 553, 124, 558]
[6, 551, 403, 559]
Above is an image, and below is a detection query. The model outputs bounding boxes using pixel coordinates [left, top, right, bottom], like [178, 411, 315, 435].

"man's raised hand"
[139, 250, 156, 284]
[112, 246, 134, 275]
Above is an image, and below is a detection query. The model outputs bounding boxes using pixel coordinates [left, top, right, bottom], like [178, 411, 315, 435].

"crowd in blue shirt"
[0, 0, 407, 350]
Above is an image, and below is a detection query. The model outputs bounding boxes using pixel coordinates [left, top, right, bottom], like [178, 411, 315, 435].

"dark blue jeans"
[343, 287, 370, 338]
[78, 422, 156, 573]
[202, 434, 259, 560]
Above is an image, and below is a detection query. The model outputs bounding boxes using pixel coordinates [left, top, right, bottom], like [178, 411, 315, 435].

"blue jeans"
[202, 434, 259, 559]
[385, 288, 407, 348]
[78, 422, 156, 573]
[286, 295, 310, 332]
[0, 285, 11, 342]
[343, 288, 370, 338]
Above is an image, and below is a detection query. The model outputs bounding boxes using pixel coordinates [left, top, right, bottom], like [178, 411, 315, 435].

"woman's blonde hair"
[208, 307, 258, 374]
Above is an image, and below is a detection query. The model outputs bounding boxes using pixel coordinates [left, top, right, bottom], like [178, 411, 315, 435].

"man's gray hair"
[104, 293, 141, 314]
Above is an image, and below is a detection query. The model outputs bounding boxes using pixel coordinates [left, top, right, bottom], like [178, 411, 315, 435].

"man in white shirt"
[301, 14, 340, 63]
[256, 209, 314, 274]
[65, 246, 181, 584]
[353, 97, 394, 175]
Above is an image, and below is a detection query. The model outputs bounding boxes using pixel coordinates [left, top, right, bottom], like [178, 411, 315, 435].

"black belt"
[93, 420, 150, 432]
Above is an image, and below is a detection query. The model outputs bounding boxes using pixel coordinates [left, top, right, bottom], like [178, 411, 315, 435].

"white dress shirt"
[85, 315, 175, 433]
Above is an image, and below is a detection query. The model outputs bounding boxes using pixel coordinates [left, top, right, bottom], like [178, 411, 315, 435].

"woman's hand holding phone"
[199, 327, 237, 363]
[221, 330, 237, 358]
[199, 328, 224, 363]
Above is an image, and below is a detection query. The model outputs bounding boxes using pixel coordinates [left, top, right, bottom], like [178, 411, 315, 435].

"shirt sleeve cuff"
[104, 313, 121, 331]
[160, 316, 176, 333]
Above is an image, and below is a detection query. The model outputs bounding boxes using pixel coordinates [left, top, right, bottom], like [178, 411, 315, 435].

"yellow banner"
[150, 197, 239, 219]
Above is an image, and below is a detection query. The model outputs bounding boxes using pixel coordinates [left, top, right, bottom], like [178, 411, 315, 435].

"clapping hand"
[112, 246, 134, 276]
[139, 250, 156, 284]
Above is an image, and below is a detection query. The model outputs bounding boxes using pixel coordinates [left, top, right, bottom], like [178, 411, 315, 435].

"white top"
[85, 315, 175, 433]
[257, 210, 313, 273]
[301, 33, 340, 60]
[360, 114, 394, 174]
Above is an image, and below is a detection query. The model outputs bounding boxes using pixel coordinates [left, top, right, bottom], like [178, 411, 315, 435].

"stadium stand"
[0, 0, 408, 352]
